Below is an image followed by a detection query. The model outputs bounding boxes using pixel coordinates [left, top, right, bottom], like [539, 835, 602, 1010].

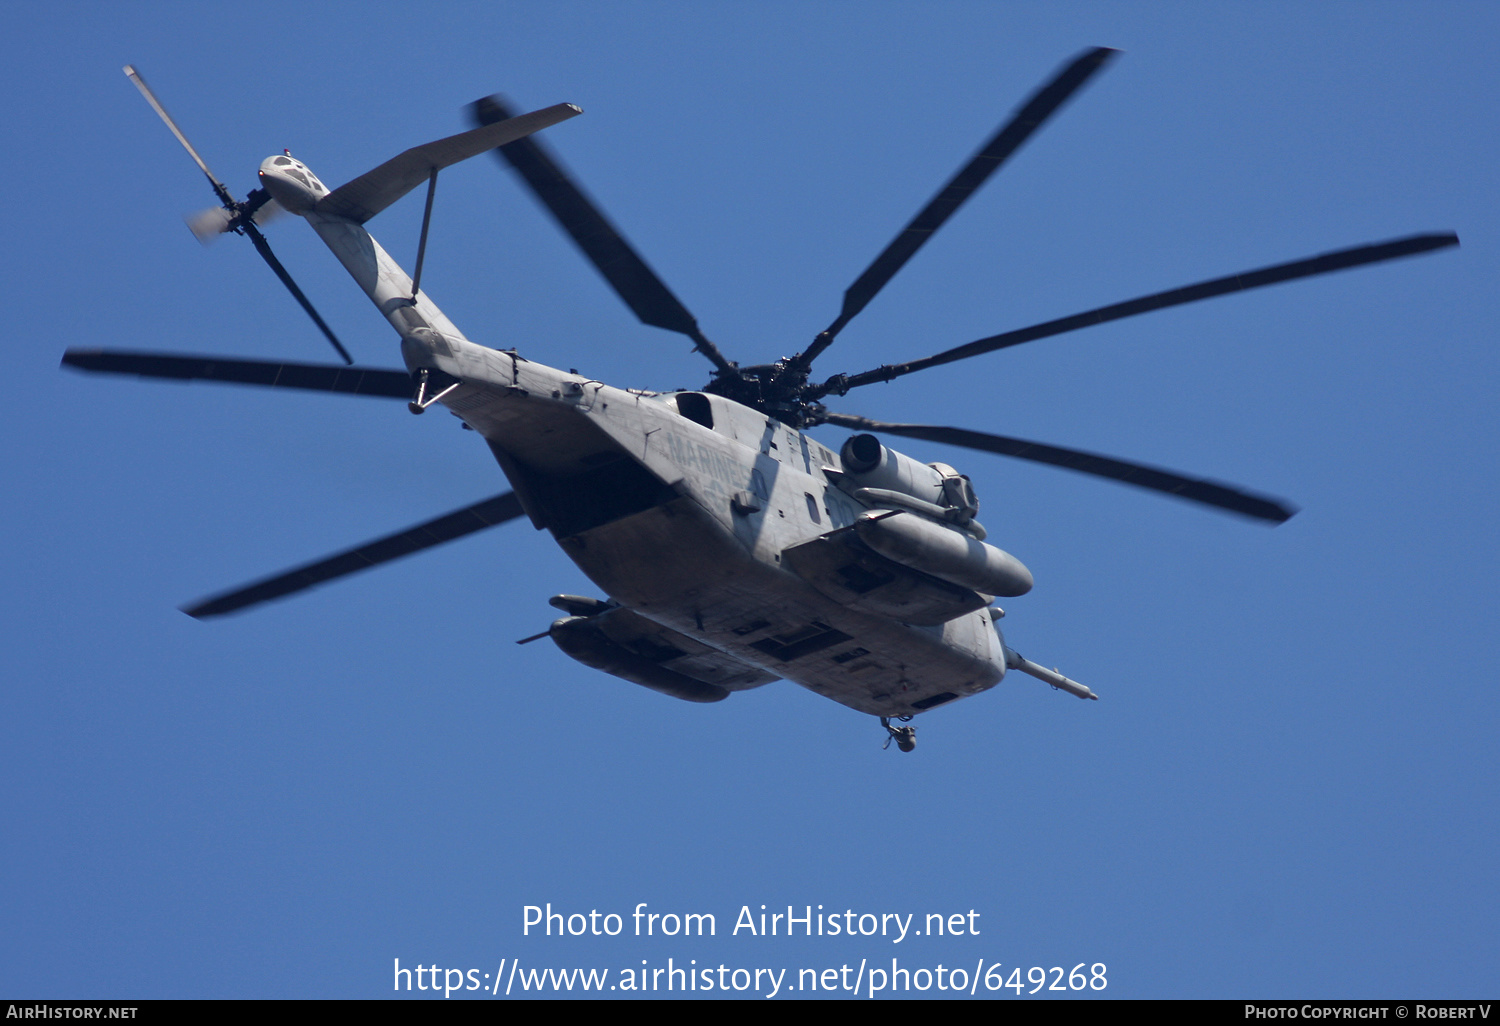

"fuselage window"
[675, 392, 714, 429]
[804, 492, 822, 524]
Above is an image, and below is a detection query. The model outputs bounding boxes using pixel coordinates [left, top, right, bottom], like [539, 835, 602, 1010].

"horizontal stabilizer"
[318, 102, 583, 223]
[61, 350, 412, 398]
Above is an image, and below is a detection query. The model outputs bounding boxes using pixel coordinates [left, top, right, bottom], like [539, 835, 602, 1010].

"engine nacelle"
[841, 434, 947, 506]
[841, 434, 979, 523]
[854, 510, 1033, 597]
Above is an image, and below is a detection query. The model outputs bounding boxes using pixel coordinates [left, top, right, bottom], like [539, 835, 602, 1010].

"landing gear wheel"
[880, 716, 916, 753]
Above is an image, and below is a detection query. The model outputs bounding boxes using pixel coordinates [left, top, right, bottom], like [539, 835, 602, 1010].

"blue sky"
[3, 1, 1496, 999]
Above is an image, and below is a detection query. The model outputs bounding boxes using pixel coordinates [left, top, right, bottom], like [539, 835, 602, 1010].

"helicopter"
[63, 51, 1457, 752]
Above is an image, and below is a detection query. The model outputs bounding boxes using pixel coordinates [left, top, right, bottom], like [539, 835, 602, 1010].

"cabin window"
[804, 492, 821, 524]
[675, 392, 714, 429]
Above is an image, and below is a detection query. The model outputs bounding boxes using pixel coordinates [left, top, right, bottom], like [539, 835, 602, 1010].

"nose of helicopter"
[257, 152, 328, 213]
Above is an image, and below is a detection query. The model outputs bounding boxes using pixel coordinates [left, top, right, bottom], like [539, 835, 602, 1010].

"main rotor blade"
[471, 96, 736, 377]
[242, 221, 355, 364]
[61, 349, 412, 398]
[184, 492, 525, 618]
[793, 47, 1118, 373]
[822, 412, 1296, 523]
[124, 65, 235, 209]
[817, 233, 1459, 396]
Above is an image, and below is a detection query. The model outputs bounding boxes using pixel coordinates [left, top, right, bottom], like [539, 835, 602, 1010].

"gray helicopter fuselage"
[287, 187, 1010, 718]
[104, 56, 1455, 731]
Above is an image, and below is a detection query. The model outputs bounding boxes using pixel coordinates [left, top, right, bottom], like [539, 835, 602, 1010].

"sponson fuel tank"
[548, 615, 731, 703]
[854, 510, 1034, 597]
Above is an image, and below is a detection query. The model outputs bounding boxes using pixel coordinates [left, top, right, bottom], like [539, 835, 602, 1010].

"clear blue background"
[3, 1, 1495, 999]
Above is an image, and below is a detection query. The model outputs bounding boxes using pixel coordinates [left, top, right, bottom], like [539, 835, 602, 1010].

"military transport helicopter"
[64, 51, 1457, 752]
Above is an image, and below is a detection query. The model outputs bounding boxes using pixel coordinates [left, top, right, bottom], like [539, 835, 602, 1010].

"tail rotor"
[124, 66, 352, 364]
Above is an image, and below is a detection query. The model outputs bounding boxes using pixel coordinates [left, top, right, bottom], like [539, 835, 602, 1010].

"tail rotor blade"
[124, 65, 235, 210]
[186, 205, 234, 244]
[251, 197, 285, 227]
[242, 222, 354, 364]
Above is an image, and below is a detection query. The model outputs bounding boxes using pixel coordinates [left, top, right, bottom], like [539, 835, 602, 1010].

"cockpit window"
[273, 156, 293, 166]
